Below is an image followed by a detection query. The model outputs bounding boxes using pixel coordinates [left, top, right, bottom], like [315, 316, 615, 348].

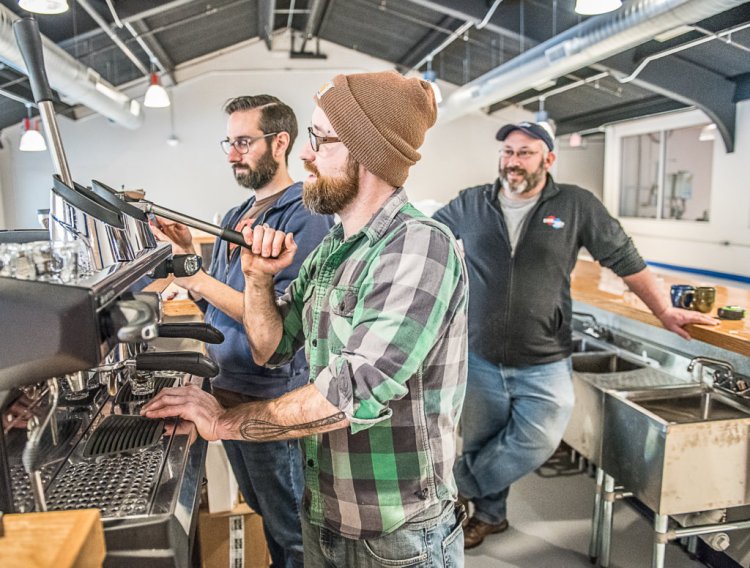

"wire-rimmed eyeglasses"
[220, 132, 279, 155]
[307, 126, 341, 152]
[499, 148, 542, 160]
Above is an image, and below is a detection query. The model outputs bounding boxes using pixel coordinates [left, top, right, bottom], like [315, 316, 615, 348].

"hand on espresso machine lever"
[150, 215, 195, 255]
[240, 224, 297, 279]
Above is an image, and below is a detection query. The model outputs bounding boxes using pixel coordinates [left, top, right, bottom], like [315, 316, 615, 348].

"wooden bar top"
[0, 509, 106, 568]
[572, 259, 750, 356]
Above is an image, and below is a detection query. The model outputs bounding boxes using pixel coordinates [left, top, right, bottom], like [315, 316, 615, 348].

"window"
[619, 124, 713, 221]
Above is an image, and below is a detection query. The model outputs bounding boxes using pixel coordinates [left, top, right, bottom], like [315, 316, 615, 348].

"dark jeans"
[223, 438, 305, 568]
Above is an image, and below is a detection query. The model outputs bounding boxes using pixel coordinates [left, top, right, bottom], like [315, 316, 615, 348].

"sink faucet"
[572, 311, 614, 342]
[687, 357, 736, 390]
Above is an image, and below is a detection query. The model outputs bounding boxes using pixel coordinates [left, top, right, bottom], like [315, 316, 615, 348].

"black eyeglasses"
[220, 132, 278, 155]
[307, 126, 341, 152]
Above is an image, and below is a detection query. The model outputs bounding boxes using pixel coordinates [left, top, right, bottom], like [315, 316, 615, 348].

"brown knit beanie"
[315, 70, 438, 187]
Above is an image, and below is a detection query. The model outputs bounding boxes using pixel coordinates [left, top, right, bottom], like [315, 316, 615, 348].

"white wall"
[0, 34, 529, 229]
[554, 134, 605, 200]
[604, 105, 750, 278]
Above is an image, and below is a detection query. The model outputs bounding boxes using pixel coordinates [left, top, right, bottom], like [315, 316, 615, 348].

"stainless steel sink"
[564, 350, 650, 463]
[630, 385, 750, 423]
[572, 352, 645, 373]
[601, 385, 750, 515]
[571, 336, 608, 353]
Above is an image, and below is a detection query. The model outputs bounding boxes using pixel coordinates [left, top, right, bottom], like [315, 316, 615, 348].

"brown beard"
[302, 155, 360, 215]
[499, 157, 546, 195]
[233, 143, 279, 190]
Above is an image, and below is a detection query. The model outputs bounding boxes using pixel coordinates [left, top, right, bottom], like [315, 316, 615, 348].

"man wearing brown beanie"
[143, 70, 470, 567]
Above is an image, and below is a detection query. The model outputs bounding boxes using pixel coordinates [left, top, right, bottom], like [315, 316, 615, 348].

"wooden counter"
[572, 259, 750, 356]
[0, 509, 106, 568]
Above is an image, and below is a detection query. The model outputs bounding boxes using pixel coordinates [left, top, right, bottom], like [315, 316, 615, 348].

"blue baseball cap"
[496, 122, 554, 151]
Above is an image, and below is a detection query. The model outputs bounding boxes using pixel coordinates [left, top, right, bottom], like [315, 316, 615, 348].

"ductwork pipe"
[438, 0, 749, 123]
[0, 4, 143, 130]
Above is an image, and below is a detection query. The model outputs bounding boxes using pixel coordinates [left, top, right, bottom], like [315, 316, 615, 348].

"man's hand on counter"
[655, 306, 718, 340]
[141, 385, 223, 441]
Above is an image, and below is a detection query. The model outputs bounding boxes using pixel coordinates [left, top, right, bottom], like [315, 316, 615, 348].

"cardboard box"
[205, 441, 240, 514]
[199, 503, 270, 568]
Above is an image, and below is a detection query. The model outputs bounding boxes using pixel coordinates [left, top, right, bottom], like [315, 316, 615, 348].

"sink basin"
[571, 336, 608, 353]
[572, 352, 645, 373]
[625, 385, 750, 423]
[564, 352, 655, 464]
[601, 385, 750, 515]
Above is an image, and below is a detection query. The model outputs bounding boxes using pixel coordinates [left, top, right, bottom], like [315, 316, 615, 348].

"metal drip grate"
[46, 447, 164, 517]
[11, 463, 56, 513]
[82, 415, 164, 458]
[114, 374, 178, 405]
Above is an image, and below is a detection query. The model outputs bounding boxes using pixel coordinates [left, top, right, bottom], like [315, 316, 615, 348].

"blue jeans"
[223, 438, 304, 568]
[301, 500, 465, 568]
[453, 353, 574, 524]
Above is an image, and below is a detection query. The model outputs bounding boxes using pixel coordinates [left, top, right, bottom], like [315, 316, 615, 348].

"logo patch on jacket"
[542, 215, 565, 229]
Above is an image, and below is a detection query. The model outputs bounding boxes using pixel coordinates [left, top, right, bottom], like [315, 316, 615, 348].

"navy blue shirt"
[201, 182, 334, 398]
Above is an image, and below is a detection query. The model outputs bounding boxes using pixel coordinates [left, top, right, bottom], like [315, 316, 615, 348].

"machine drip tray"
[83, 415, 164, 458]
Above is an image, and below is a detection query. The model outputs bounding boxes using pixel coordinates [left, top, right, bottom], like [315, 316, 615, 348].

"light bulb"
[575, 0, 622, 16]
[18, 0, 69, 14]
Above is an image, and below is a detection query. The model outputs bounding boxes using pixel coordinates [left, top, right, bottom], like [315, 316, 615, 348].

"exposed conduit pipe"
[438, 0, 750, 124]
[0, 4, 143, 129]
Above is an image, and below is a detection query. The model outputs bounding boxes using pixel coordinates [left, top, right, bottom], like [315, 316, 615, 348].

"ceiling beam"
[403, 0, 533, 47]
[604, 49, 737, 152]
[258, 0, 276, 50]
[554, 96, 688, 135]
[126, 20, 176, 86]
[734, 72, 750, 103]
[396, 15, 461, 70]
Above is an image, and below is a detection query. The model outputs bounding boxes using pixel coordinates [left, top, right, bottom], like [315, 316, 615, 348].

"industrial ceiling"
[0, 0, 749, 150]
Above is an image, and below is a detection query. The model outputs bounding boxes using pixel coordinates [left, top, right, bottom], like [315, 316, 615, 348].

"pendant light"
[19, 104, 47, 152]
[575, 0, 622, 16]
[144, 72, 170, 108]
[18, 0, 69, 14]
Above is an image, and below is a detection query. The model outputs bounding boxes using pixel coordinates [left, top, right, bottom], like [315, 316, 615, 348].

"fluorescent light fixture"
[18, 0, 69, 14]
[699, 123, 717, 142]
[144, 73, 170, 108]
[19, 118, 47, 152]
[575, 0, 622, 16]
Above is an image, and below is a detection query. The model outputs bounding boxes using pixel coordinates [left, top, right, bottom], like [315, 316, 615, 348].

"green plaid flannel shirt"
[267, 188, 468, 539]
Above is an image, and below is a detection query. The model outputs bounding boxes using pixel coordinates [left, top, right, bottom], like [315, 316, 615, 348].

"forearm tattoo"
[239, 411, 347, 441]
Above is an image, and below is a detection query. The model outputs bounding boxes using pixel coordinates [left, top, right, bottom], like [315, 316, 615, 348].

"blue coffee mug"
[670, 284, 695, 309]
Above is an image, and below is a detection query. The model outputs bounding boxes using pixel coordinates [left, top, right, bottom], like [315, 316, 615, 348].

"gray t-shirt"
[498, 191, 541, 254]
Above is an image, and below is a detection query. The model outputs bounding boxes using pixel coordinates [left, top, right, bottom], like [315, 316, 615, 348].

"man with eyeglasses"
[144, 71, 469, 567]
[150, 95, 333, 568]
[432, 121, 716, 549]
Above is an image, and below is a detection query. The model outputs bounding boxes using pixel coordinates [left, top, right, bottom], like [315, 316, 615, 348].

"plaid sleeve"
[313, 221, 467, 434]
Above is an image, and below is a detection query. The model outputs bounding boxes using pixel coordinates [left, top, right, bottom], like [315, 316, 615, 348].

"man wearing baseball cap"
[433, 122, 716, 549]
[143, 70, 469, 567]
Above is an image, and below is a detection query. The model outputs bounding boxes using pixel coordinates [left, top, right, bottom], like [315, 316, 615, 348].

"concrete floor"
[463, 455, 706, 568]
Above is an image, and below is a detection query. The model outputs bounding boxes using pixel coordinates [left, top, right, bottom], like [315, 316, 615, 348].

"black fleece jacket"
[433, 176, 646, 366]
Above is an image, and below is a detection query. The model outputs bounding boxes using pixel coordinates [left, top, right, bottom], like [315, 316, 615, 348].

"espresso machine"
[0, 15, 228, 567]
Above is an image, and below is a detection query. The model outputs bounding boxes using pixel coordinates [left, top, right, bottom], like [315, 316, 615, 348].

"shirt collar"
[330, 187, 408, 245]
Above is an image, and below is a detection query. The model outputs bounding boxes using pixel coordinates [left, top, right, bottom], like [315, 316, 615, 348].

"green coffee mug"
[691, 286, 716, 313]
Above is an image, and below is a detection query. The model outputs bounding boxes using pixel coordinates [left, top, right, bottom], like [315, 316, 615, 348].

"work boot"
[463, 516, 509, 549]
